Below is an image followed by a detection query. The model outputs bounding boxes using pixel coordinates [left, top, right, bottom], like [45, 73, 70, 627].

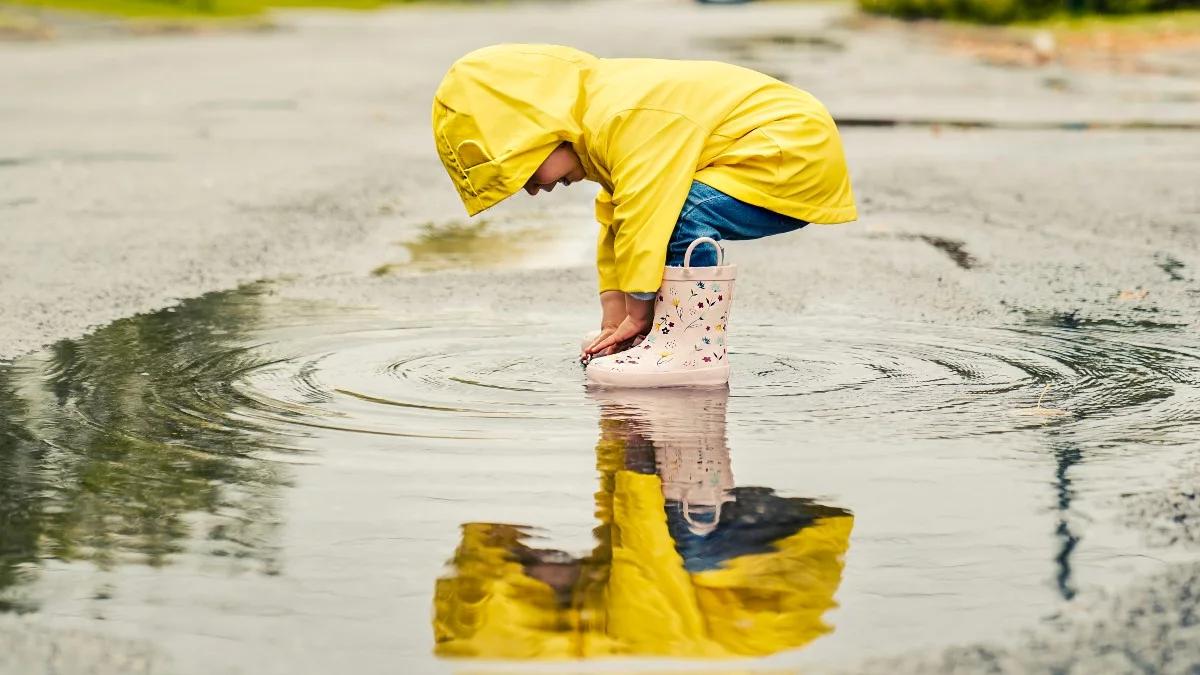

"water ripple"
[83, 313, 1200, 448]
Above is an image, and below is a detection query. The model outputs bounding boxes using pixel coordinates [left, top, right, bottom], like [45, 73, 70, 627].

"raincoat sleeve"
[595, 189, 620, 293]
[600, 110, 708, 294]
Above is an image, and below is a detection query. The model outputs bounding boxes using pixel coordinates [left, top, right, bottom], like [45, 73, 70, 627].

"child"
[433, 44, 855, 387]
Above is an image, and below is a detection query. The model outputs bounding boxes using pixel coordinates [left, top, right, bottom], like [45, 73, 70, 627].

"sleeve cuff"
[628, 291, 657, 301]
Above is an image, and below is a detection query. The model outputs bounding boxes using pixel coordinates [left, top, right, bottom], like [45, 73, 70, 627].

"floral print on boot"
[587, 238, 736, 388]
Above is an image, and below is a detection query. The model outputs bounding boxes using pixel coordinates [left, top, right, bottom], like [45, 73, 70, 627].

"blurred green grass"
[1022, 6, 1200, 28]
[860, 0, 1200, 24]
[2, 0, 393, 18]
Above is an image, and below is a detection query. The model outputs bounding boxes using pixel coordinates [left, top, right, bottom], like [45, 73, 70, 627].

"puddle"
[914, 235, 976, 269]
[699, 33, 841, 84]
[372, 218, 579, 275]
[0, 152, 170, 168]
[868, 233, 977, 269]
[1156, 253, 1187, 282]
[832, 116, 1200, 131]
[704, 33, 846, 55]
[0, 289, 289, 616]
[1, 284, 1199, 669]
[1024, 308, 1189, 331]
[1117, 90, 1200, 104]
[0, 197, 36, 209]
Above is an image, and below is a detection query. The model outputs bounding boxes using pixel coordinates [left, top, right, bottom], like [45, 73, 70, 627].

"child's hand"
[584, 294, 654, 358]
[582, 291, 629, 361]
[586, 316, 651, 357]
[583, 328, 619, 361]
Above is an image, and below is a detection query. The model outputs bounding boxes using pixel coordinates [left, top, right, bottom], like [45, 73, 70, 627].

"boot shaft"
[587, 237, 737, 387]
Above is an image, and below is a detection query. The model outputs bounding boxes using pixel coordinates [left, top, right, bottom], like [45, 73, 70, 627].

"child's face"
[524, 144, 586, 195]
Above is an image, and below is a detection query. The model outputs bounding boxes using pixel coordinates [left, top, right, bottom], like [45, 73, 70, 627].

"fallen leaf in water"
[1012, 406, 1073, 418]
[1012, 382, 1072, 418]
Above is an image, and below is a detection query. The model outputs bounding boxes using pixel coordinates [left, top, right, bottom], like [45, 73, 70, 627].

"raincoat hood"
[432, 44, 596, 216]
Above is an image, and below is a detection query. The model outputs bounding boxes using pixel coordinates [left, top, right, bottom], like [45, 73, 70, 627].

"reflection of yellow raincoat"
[432, 44, 856, 294]
[433, 423, 853, 659]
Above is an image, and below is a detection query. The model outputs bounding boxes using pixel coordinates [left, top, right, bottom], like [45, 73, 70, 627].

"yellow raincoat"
[432, 44, 857, 294]
[432, 420, 854, 659]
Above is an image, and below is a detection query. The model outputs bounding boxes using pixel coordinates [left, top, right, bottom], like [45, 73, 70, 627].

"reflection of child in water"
[433, 389, 854, 659]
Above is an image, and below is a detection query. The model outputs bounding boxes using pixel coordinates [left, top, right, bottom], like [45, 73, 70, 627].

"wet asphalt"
[1, 0, 1199, 672]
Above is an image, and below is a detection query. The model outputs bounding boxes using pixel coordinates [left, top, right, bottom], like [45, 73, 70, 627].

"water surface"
[1, 283, 1198, 672]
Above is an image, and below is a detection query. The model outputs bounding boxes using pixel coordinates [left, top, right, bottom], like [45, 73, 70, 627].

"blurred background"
[3, 0, 1200, 32]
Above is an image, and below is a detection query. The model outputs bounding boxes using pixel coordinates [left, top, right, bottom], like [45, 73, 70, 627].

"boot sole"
[585, 364, 730, 388]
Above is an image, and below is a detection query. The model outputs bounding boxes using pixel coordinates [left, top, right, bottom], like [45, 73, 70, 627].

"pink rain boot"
[586, 237, 735, 388]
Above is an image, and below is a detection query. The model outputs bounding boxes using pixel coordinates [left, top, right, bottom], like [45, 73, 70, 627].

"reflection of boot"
[587, 238, 735, 388]
[588, 388, 735, 537]
[659, 445, 734, 537]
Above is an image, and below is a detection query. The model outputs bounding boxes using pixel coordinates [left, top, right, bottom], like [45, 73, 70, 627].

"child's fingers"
[586, 335, 611, 354]
[584, 330, 614, 356]
[588, 329, 628, 355]
[587, 336, 617, 355]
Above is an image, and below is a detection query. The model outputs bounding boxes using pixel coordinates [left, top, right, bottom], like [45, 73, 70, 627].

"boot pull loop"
[683, 237, 725, 269]
[681, 496, 722, 536]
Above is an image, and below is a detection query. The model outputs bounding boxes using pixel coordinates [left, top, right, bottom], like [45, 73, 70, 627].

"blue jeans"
[630, 181, 808, 299]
